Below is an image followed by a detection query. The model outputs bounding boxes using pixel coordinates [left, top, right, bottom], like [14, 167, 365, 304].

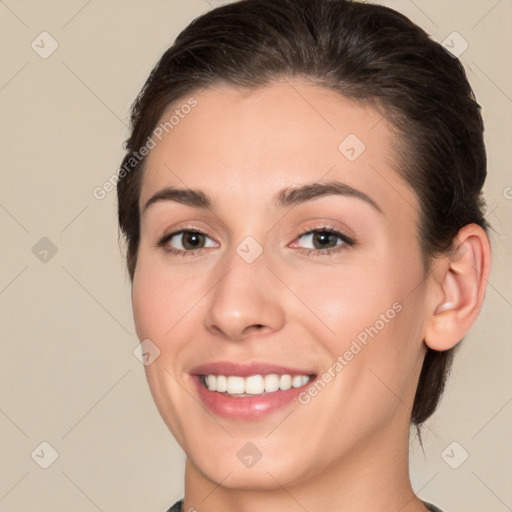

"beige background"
[1, 0, 511, 510]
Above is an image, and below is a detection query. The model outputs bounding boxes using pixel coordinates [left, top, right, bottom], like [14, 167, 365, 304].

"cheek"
[292, 252, 426, 376]
[132, 261, 162, 341]
[131, 253, 211, 346]
[285, 231, 423, 346]
[284, 262, 398, 343]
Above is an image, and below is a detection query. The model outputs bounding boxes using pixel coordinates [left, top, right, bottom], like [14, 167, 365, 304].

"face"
[132, 80, 430, 489]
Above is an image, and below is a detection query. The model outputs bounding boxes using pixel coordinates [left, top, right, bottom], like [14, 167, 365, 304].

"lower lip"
[192, 375, 315, 420]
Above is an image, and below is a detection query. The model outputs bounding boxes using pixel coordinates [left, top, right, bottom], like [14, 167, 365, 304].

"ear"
[424, 223, 491, 351]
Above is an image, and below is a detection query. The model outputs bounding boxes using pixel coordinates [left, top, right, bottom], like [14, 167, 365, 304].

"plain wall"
[1, 1, 511, 510]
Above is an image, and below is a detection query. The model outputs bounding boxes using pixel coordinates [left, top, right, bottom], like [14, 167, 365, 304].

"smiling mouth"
[200, 373, 316, 397]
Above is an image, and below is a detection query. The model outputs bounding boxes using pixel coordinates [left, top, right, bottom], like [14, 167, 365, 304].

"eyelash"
[157, 225, 356, 257]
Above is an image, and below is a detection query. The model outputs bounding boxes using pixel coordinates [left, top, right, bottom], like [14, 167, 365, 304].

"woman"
[117, 0, 491, 510]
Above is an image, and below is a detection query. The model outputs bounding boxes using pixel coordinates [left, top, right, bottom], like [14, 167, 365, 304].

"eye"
[158, 229, 218, 255]
[291, 226, 355, 256]
[157, 225, 355, 257]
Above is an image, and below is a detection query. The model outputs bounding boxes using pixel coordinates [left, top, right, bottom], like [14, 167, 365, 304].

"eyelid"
[288, 217, 353, 240]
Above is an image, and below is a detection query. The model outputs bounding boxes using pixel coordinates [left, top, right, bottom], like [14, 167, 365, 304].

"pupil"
[314, 231, 336, 249]
[184, 232, 203, 250]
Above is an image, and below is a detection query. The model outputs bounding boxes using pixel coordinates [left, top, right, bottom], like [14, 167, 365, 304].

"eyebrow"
[142, 180, 383, 214]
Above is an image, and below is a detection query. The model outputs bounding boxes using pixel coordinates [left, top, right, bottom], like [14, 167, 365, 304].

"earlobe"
[424, 224, 491, 352]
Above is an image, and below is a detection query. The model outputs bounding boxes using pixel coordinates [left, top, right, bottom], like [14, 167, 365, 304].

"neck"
[182, 415, 428, 512]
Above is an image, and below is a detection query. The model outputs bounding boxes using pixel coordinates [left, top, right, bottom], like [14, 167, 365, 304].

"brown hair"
[117, 0, 488, 426]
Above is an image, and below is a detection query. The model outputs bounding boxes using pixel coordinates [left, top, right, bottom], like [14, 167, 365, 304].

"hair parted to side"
[117, 0, 488, 426]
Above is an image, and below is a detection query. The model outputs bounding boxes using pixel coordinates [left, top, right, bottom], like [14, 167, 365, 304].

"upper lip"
[189, 361, 316, 377]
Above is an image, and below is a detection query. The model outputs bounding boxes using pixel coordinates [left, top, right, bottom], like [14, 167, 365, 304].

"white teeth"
[280, 374, 292, 390]
[203, 373, 312, 395]
[245, 375, 265, 395]
[292, 375, 303, 388]
[264, 374, 280, 392]
[216, 375, 227, 392]
[226, 376, 245, 394]
[205, 375, 216, 391]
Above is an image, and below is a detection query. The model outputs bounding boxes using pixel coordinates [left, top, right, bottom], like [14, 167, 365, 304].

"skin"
[131, 80, 490, 512]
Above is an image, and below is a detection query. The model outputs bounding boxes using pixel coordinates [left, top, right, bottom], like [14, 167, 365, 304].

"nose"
[203, 246, 286, 342]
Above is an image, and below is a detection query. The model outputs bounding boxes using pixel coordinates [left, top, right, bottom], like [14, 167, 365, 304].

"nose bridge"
[203, 239, 285, 340]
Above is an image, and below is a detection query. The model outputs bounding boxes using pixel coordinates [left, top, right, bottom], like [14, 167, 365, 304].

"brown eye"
[296, 228, 353, 252]
[160, 230, 217, 254]
[180, 231, 206, 250]
[311, 231, 341, 249]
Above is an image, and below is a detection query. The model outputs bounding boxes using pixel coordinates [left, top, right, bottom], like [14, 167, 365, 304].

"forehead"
[139, 79, 417, 217]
